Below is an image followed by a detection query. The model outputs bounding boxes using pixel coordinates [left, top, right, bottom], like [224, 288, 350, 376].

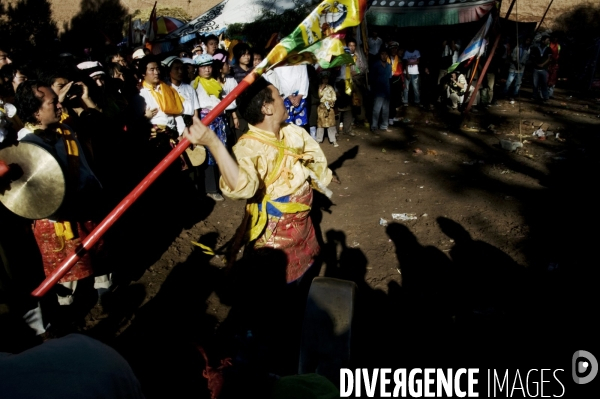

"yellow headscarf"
[142, 81, 184, 115]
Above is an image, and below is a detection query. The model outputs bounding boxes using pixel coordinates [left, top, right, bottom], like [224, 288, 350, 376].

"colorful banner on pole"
[256, 0, 368, 74]
[447, 14, 493, 73]
[276, 34, 354, 69]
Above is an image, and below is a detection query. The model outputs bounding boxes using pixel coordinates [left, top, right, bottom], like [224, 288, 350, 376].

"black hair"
[37, 66, 72, 87]
[233, 43, 251, 65]
[106, 62, 125, 79]
[104, 50, 122, 67]
[346, 38, 357, 46]
[211, 49, 229, 80]
[15, 81, 50, 125]
[164, 58, 184, 81]
[138, 55, 160, 77]
[205, 35, 219, 44]
[0, 64, 31, 99]
[237, 77, 274, 125]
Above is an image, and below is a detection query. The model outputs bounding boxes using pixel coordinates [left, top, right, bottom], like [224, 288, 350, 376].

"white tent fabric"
[162, 0, 316, 41]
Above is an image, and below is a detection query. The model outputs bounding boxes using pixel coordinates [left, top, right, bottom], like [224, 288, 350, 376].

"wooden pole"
[535, 0, 555, 34]
[468, 57, 481, 87]
[463, 35, 501, 113]
[463, 0, 518, 113]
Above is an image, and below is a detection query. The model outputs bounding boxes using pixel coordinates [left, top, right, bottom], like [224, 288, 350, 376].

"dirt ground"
[76, 83, 600, 397]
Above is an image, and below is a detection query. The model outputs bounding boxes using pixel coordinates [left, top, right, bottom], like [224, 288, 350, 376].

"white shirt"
[442, 45, 461, 64]
[273, 65, 309, 98]
[138, 85, 184, 133]
[169, 81, 200, 116]
[195, 82, 222, 110]
[263, 69, 281, 94]
[169, 81, 199, 133]
[368, 36, 382, 55]
[403, 50, 421, 75]
[221, 76, 238, 111]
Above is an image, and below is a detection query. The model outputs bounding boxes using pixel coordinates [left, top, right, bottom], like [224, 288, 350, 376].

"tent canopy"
[162, 0, 317, 42]
[367, 0, 495, 27]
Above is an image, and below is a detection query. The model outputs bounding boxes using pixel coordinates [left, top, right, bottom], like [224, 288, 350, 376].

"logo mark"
[572, 350, 598, 384]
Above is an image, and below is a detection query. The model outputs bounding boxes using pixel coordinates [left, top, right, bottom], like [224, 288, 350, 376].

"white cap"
[161, 56, 179, 68]
[132, 48, 146, 60]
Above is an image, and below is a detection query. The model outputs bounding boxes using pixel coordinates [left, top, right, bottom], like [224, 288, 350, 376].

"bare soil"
[81, 85, 600, 398]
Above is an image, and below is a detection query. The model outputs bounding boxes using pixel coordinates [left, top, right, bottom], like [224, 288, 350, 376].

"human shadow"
[112, 232, 224, 399]
[436, 217, 529, 364]
[384, 223, 457, 366]
[319, 229, 394, 368]
[328, 145, 359, 172]
[214, 247, 308, 378]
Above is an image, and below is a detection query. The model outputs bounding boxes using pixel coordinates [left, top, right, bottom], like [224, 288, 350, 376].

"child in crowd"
[316, 72, 338, 147]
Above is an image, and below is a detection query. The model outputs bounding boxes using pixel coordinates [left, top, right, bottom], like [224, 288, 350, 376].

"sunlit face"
[144, 62, 161, 85]
[199, 65, 212, 78]
[51, 77, 69, 96]
[266, 85, 287, 124]
[34, 86, 62, 127]
[253, 53, 263, 68]
[239, 51, 251, 67]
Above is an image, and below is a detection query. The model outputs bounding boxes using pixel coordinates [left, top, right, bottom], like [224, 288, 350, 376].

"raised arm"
[184, 115, 239, 190]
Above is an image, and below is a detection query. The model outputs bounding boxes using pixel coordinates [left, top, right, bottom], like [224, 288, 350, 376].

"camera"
[67, 84, 83, 97]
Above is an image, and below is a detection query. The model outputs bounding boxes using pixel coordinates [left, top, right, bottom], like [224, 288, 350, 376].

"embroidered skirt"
[251, 181, 319, 283]
[201, 109, 227, 166]
[32, 220, 96, 284]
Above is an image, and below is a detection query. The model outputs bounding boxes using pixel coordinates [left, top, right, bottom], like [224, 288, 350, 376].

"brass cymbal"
[0, 141, 65, 219]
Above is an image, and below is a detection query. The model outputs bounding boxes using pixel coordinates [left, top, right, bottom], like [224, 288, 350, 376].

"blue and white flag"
[448, 14, 493, 73]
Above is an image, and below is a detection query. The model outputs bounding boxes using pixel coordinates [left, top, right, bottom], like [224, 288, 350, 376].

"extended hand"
[184, 115, 219, 147]
[145, 108, 158, 119]
[58, 82, 74, 103]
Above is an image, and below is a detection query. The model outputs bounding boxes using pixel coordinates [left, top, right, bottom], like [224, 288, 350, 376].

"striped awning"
[367, 0, 496, 27]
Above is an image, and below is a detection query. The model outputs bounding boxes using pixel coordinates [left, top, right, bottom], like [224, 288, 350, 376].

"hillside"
[9, 0, 224, 29]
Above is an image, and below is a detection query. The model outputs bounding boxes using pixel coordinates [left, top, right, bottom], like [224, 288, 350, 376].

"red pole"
[31, 71, 259, 298]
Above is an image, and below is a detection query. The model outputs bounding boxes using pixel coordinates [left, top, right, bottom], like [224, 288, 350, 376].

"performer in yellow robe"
[184, 78, 332, 283]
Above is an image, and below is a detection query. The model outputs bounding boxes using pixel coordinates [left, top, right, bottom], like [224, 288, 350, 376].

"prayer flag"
[276, 34, 354, 70]
[145, 1, 158, 43]
[256, 0, 368, 74]
[447, 14, 493, 73]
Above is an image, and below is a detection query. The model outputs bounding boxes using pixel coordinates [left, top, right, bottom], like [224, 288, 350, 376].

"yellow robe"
[220, 123, 332, 201]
